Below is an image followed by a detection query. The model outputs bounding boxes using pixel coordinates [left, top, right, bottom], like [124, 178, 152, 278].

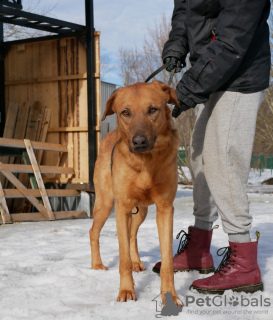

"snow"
[0, 170, 273, 320]
[248, 168, 273, 186]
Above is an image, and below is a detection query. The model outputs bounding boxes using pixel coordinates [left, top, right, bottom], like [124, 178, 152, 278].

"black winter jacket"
[163, 0, 271, 109]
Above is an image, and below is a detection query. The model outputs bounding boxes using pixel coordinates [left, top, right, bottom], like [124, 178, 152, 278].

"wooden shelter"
[0, 0, 100, 223]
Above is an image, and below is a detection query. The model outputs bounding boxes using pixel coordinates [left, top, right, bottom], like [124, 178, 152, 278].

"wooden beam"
[44, 177, 89, 184]
[0, 182, 12, 224]
[5, 73, 88, 86]
[1, 164, 74, 174]
[24, 139, 55, 221]
[5, 73, 101, 86]
[47, 127, 88, 133]
[3, 189, 80, 198]
[0, 162, 50, 220]
[5, 211, 87, 223]
[0, 138, 67, 152]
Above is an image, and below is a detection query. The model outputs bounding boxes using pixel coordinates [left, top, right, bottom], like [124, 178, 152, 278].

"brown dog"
[89, 81, 182, 306]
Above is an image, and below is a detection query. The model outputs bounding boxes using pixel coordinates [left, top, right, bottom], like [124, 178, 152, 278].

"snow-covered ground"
[0, 170, 273, 320]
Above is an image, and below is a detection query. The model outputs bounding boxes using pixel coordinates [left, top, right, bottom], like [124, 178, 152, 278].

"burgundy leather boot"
[152, 226, 215, 274]
[190, 239, 263, 294]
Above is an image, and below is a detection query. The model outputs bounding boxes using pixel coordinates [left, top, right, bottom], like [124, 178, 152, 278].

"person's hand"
[164, 57, 185, 73]
[172, 103, 192, 118]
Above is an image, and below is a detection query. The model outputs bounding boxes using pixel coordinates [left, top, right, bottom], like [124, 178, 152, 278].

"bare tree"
[119, 47, 143, 86]
[4, 0, 57, 40]
[118, 14, 195, 184]
[100, 54, 115, 82]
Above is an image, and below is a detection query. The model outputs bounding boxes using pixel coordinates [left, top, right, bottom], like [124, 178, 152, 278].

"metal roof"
[0, 1, 86, 35]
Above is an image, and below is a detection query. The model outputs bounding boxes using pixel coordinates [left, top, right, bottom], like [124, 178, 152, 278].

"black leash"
[110, 142, 117, 177]
[144, 60, 175, 86]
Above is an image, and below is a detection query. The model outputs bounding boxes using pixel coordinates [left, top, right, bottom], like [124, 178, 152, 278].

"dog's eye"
[121, 109, 130, 117]
[149, 107, 158, 114]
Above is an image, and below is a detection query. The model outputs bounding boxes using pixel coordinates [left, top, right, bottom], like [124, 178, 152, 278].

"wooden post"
[94, 32, 101, 155]
[24, 139, 55, 220]
[0, 181, 12, 224]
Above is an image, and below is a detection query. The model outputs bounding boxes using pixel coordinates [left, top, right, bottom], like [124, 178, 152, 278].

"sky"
[24, 0, 175, 86]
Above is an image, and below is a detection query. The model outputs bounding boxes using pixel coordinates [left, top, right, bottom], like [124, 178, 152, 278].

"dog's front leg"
[130, 206, 148, 272]
[115, 200, 136, 302]
[156, 204, 183, 307]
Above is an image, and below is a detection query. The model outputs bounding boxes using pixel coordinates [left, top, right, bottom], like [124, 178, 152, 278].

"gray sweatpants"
[190, 91, 264, 241]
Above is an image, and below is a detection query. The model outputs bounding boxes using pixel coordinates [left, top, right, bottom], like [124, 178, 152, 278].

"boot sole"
[190, 281, 264, 295]
[152, 266, 215, 275]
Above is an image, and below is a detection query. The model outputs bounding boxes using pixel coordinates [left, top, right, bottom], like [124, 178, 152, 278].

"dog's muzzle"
[130, 135, 153, 153]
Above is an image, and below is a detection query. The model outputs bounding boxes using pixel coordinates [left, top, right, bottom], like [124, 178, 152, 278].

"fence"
[251, 154, 273, 175]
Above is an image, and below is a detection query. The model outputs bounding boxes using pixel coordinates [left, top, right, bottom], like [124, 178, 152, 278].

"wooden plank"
[0, 138, 67, 152]
[1, 164, 74, 174]
[73, 38, 80, 182]
[3, 189, 80, 199]
[40, 40, 60, 172]
[15, 101, 44, 211]
[0, 182, 12, 224]
[57, 152, 68, 168]
[7, 211, 87, 223]
[67, 38, 74, 181]
[95, 33, 101, 155]
[5, 74, 88, 85]
[47, 127, 88, 132]
[21, 151, 39, 193]
[24, 139, 55, 221]
[0, 162, 50, 220]
[59, 38, 68, 160]
[36, 108, 52, 164]
[13, 102, 31, 140]
[36, 105, 46, 143]
[6, 102, 30, 181]
[25, 101, 43, 141]
[0, 102, 19, 185]
[4, 102, 30, 194]
[2, 102, 19, 139]
[78, 39, 89, 182]
[44, 177, 89, 184]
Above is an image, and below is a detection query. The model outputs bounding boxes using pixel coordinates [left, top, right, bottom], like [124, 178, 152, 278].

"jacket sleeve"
[176, 0, 268, 109]
[162, 0, 189, 62]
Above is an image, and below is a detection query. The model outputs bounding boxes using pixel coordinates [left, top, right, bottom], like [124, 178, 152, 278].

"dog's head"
[102, 81, 180, 153]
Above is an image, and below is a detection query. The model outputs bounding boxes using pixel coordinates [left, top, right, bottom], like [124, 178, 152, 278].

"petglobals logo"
[185, 294, 271, 308]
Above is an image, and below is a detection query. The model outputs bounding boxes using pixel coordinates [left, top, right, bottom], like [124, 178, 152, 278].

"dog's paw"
[173, 296, 184, 307]
[132, 261, 146, 272]
[92, 263, 108, 270]
[117, 289, 137, 302]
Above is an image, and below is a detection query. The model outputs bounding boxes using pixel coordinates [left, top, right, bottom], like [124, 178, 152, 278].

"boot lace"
[215, 245, 237, 276]
[175, 230, 192, 257]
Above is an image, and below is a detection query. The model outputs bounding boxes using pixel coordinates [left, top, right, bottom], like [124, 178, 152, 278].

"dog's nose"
[132, 135, 148, 148]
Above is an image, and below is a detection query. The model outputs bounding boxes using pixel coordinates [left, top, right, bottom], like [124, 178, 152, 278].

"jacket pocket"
[192, 56, 211, 82]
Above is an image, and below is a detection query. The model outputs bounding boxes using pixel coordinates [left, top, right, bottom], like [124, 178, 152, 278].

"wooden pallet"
[0, 138, 88, 224]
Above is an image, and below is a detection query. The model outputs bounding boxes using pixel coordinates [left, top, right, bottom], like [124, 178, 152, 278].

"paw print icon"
[228, 296, 239, 307]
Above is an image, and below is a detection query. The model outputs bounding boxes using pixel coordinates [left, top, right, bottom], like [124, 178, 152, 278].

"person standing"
[153, 0, 271, 294]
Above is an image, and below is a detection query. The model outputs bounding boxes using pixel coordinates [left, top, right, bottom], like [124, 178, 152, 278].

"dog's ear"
[101, 88, 123, 121]
[153, 80, 181, 107]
